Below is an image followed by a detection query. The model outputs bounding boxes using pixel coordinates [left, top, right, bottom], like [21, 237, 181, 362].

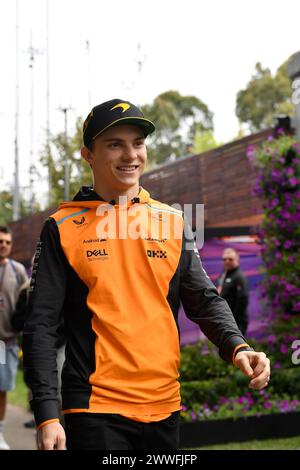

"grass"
[7, 369, 29, 409]
[186, 435, 300, 450]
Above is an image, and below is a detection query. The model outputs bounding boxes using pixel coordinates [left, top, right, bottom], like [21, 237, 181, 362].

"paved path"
[4, 404, 36, 450]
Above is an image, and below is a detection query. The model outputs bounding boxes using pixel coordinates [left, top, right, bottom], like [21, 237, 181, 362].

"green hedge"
[180, 367, 300, 406]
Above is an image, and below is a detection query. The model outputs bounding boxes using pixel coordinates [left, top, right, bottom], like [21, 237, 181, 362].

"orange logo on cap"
[110, 103, 130, 113]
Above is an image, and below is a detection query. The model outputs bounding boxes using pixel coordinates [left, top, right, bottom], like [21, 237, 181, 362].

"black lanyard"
[0, 263, 7, 293]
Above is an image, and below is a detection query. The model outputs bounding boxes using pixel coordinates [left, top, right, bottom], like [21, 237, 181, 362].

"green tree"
[236, 60, 293, 132]
[192, 130, 220, 154]
[142, 90, 214, 165]
[0, 191, 37, 224]
[40, 117, 92, 207]
[0, 191, 13, 225]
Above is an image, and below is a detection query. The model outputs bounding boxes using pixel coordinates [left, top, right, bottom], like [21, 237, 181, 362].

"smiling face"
[81, 124, 147, 200]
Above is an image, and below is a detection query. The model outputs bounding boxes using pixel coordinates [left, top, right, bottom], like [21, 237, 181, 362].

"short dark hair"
[0, 226, 12, 235]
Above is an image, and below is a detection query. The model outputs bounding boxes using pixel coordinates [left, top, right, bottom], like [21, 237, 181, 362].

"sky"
[0, 0, 299, 208]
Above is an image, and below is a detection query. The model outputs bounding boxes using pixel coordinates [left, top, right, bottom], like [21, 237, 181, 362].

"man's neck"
[93, 183, 140, 205]
[226, 266, 239, 274]
[0, 258, 8, 266]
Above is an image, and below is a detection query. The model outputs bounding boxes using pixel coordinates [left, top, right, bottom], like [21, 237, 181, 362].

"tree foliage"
[142, 90, 214, 165]
[40, 117, 92, 207]
[236, 60, 293, 132]
[0, 191, 35, 224]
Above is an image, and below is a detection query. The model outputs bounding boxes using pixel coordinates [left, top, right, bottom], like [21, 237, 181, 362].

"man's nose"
[122, 145, 137, 160]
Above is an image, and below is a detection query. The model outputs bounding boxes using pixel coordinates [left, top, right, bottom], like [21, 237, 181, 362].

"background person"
[0, 226, 27, 450]
[217, 248, 249, 335]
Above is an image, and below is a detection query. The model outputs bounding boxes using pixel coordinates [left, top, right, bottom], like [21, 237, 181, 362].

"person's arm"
[179, 225, 270, 387]
[11, 285, 29, 332]
[22, 218, 67, 448]
[20, 263, 29, 285]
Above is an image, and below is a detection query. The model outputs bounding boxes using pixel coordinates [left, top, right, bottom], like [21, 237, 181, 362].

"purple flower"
[282, 313, 292, 320]
[289, 177, 299, 187]
[280, 344, 288, 354]
[272, 169, 281, 179]
[264, 401, 272, 410]
[280, 210, 291, 220]
[237, 397, 246, 404]
[181, 405, 187, 412]
[280, 400, 291, 413]
[293, 302, 300, 312]
[190, 411, 197, 421]
[220, 396, 228, 405]
[284, 240, 293, 249]
[267, 335, 276, 344]
[247, 146, 256, 161]
[274, 362, 282, 369]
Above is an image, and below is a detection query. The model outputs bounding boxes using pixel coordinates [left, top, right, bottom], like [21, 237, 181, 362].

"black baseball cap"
[83, 99, 155, 148]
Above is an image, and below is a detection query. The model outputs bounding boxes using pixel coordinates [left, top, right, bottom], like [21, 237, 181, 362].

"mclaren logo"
[73, 217, 85, 226]
[147, 250, 167, 259]
[110, 102, 130, 113]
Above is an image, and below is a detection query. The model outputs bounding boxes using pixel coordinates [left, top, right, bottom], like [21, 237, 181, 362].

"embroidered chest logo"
[147, 250, 167, 259]
[73, 217, 85, 226]
[86, 249, 109, 260]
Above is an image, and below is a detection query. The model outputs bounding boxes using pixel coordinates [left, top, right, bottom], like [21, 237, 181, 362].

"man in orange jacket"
[23, 99, 270, 450]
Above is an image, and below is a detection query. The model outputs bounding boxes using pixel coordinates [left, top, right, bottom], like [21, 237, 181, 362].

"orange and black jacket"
[23, 186, 247, 427]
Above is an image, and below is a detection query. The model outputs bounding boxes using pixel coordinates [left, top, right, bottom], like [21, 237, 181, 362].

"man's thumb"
[236, 356, 254, 377]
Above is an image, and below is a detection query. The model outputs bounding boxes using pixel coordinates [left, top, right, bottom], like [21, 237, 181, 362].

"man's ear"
[81, 146, 94, 167]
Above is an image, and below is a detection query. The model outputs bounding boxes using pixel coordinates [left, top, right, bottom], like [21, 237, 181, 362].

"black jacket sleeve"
[179, 225, 248, 362]
[22, 218, 66, 427]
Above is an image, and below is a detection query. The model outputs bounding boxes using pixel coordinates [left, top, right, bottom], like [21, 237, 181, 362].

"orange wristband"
[37, 418, 60, 431]
[232, 343, 251, 365]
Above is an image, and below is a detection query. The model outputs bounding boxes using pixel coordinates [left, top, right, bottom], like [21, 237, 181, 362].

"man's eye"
[110, 142, 120, 148]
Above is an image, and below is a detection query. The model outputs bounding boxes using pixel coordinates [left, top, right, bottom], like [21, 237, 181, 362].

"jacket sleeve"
[22, 218, 66, 427]
[179, 225, 248, 362]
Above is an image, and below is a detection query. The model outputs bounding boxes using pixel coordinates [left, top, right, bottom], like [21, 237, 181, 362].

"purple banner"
[179, 236, 267, 345]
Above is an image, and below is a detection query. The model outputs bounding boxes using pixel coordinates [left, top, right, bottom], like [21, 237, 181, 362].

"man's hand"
[37, 422, 66, 450]
[234, 351, 270, 389]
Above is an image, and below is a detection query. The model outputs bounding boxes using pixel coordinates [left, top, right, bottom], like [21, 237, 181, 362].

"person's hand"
[37, 422, 66, 450]
[234, 351, 270, 389]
